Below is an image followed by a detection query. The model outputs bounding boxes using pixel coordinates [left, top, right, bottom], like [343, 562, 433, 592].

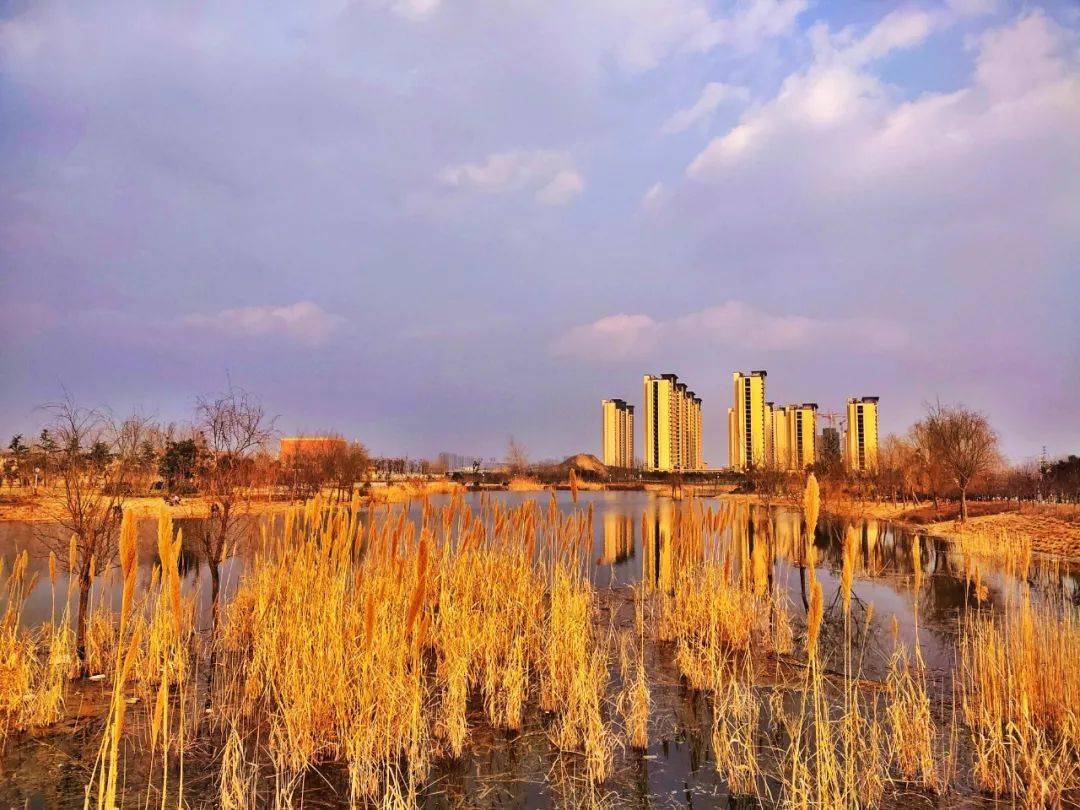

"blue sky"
[1, 0, 1077, 462]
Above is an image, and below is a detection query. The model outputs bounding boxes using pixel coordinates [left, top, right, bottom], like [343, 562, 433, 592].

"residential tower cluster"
[642, 374, 702, 472]
[726, 370, 878, 473]
[601, 369, 879, 474]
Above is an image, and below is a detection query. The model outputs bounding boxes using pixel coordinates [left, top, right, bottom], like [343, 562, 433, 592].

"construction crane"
[819, 411, 844, 432]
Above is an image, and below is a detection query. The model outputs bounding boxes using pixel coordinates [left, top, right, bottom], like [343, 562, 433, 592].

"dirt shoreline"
[0, 480, 469, 523]
[815, 497, 1080, 559]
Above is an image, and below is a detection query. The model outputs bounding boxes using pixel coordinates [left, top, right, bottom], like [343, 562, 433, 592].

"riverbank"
[718, 491, 1080, 559]
[0, 480, 468, 522]
[818, 496, 1080, 559]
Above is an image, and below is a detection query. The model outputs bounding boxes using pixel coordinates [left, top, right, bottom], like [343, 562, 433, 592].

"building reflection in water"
[642, 500, 675, 591]
[600, 512, 635, 566]
[641, 499, 711, 592]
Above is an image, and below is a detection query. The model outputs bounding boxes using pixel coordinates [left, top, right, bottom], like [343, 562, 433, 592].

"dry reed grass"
[959, 589, 1080, 806]
[1, 491, 1078, 809]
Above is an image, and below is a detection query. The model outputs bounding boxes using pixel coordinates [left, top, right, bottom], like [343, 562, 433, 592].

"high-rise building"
[643, 374, 703, 471]
[601, 398, 634, 468]
[789, 403, 818, 469]
[729, 371, 767, 471]
[764, 401, 776, 466]
[845, 397, 879, 472]
[437, 452, 475, 472]
[770, 403, 818, 470]
[689, 394, 703, 470]
[771, 405, 789, 470]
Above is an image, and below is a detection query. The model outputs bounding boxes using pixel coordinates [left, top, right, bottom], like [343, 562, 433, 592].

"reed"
[959, 589, 1080, 805]
[617, 630, 650, 752]
[885, 617, 938, 790]
[710, 654, 760, 796]
[3, 491, 1078, 808]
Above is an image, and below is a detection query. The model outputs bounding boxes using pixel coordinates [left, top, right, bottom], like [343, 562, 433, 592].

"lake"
[2, 490, 1077, 808]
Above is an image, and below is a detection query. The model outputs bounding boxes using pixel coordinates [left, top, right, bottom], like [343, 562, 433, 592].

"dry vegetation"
[1, 486, 1078, 808]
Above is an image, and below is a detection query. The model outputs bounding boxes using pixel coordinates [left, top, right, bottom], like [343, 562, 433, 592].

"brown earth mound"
[556, 454, 609, 478]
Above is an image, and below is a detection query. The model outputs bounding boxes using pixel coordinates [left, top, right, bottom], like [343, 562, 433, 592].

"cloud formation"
[688, 11, 1078, 179]
[438, 150, 583, 204]
[571, 0, 808, 73]
[553, 301, 908, 362]
[182, 303, 346, 346]
[662, 82, 749, 134]
[0, 1, 1076, 460]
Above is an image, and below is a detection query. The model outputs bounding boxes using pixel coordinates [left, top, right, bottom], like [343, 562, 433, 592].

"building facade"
[601, 398, 635, 468]
[845, 397, 879, 472]
[643, 374, 702, 471]
[771, 405, 789, 470]
[729, 370, 768, 471]
[688, 394, 703, 470]
[769, 403, 818, 470]
[789, 403, 818, 470]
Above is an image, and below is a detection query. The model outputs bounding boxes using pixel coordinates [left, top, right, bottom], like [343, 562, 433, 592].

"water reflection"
[2, 491, 1075, 675]
[641, 500, 674, 591]
[599, 512, 634, 567]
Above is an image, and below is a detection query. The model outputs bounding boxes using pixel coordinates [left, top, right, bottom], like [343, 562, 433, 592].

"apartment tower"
[770, 404, 819, 470]
[688, 395, 703, 470]
[728, 370, 767, 471]
[845, 397, 879, 472]
[643, 374, 702, 471]
[764, 402, 776, 466]
[789, 403, 818, 469]
[601, 398, 634, 468]
[771, 406, 789, 469]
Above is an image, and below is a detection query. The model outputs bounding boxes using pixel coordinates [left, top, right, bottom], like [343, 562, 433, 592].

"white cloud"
[553, 313, 657, 361]
[576, 0, 808, 73]
[836, 8, 938, 66]
[369, 0, 441, 21]
[687, 10, 1080, 182]
[536, 168, 584, 205]
[439, 150, 583, 205]
[699, 0, 810, 54]
[641, 181, 666, 210]
[662, 82, 749, 134]
[553, 301, 907, 361]
[183, 302, 346, 346]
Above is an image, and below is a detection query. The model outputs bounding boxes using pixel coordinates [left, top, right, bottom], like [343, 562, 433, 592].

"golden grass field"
[1, 484, 1078, 808]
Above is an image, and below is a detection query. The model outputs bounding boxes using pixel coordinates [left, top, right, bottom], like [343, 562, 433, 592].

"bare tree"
[747, 462, 790, 511]
[193, 388, 274, 628]
[41, 396, 150, 675]
[324, 440, 370, 502]
[280, 436, 369, 501]
[909, 420, 948, 509]
[506, 436, 529, 476]
[918, 403, 1001, 522]
[875, 434, 920, 506]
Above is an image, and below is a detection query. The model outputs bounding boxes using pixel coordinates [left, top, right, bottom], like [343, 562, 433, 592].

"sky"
[1, 0, 1077, 464]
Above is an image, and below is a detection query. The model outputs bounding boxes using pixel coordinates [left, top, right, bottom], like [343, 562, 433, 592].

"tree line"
[0, 388, 370, 675]
[754, 402, 1078, 519]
